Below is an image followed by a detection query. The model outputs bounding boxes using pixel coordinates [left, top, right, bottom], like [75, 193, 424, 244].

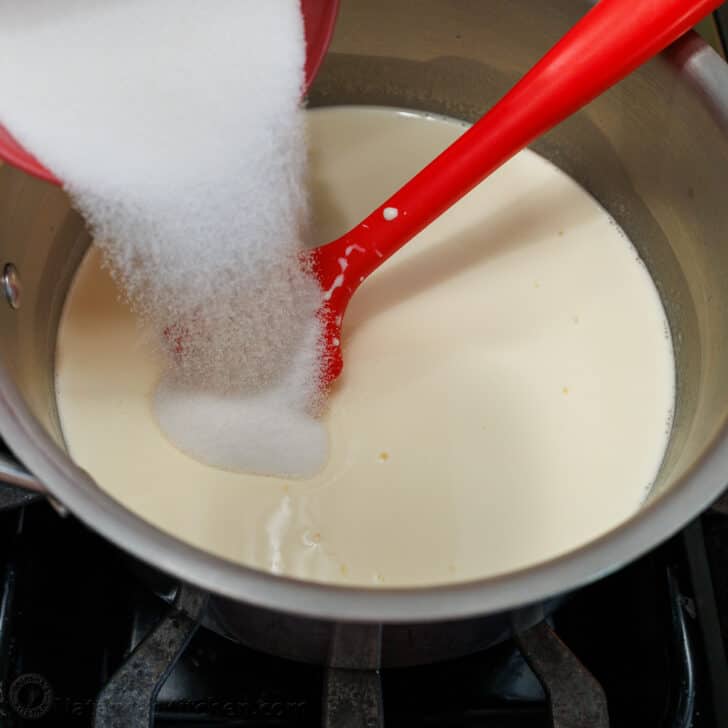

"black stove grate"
[0, 495, 723, 727]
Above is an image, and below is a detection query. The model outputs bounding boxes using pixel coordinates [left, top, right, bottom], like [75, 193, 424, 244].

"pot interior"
[0, 0, 726, 573]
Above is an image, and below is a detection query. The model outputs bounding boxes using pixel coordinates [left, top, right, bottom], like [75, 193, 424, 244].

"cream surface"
[55, 107, 675, 587]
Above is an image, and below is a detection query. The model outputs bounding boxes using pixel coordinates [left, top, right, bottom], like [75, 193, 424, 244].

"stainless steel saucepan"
[0, 0, 727, 667]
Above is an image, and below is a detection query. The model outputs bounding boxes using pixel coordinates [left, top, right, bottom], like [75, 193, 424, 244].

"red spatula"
[311, 0, 723, 385]
[0, 0, 339, 184]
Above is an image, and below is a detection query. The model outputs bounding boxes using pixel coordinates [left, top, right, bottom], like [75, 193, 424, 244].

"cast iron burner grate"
[62, 579, 615, 728]
[0, 493, 725, 727]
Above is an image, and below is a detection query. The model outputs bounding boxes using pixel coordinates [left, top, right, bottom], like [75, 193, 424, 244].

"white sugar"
[0, 0, 327, 477]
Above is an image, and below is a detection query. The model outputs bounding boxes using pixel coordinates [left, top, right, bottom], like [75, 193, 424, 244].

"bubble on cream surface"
[0, 0, 325, 478]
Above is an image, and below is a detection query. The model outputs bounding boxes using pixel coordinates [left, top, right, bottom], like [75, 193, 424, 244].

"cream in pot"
[54, 106, 675, 587]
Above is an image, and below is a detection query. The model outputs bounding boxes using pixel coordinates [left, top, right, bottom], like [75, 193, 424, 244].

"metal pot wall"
[0, 0, 727, 668]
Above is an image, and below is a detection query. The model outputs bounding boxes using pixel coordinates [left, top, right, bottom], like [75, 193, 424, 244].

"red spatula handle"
[318, 0, 723, 293]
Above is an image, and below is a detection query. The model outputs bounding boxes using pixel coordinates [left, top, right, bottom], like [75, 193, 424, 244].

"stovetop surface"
[0, 496, 726, 727]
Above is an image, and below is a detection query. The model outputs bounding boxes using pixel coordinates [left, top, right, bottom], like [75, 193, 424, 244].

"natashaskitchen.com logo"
[1, 673, 308, 721]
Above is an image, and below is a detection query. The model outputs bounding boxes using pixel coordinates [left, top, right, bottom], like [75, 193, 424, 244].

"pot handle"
[0, 448, 46, 494]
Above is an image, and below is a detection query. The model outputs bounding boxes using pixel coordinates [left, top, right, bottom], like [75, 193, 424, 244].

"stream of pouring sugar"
[0, 0, 328, 477]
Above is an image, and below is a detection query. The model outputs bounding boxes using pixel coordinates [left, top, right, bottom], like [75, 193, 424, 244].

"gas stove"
[0, 491, 725, 727]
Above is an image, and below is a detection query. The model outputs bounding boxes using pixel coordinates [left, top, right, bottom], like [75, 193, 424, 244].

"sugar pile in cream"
[55, 107, 675, 587]
[0, 0, 325, 477]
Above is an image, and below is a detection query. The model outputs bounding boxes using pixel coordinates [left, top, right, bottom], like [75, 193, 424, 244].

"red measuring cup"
[0, 0, 339, 185]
